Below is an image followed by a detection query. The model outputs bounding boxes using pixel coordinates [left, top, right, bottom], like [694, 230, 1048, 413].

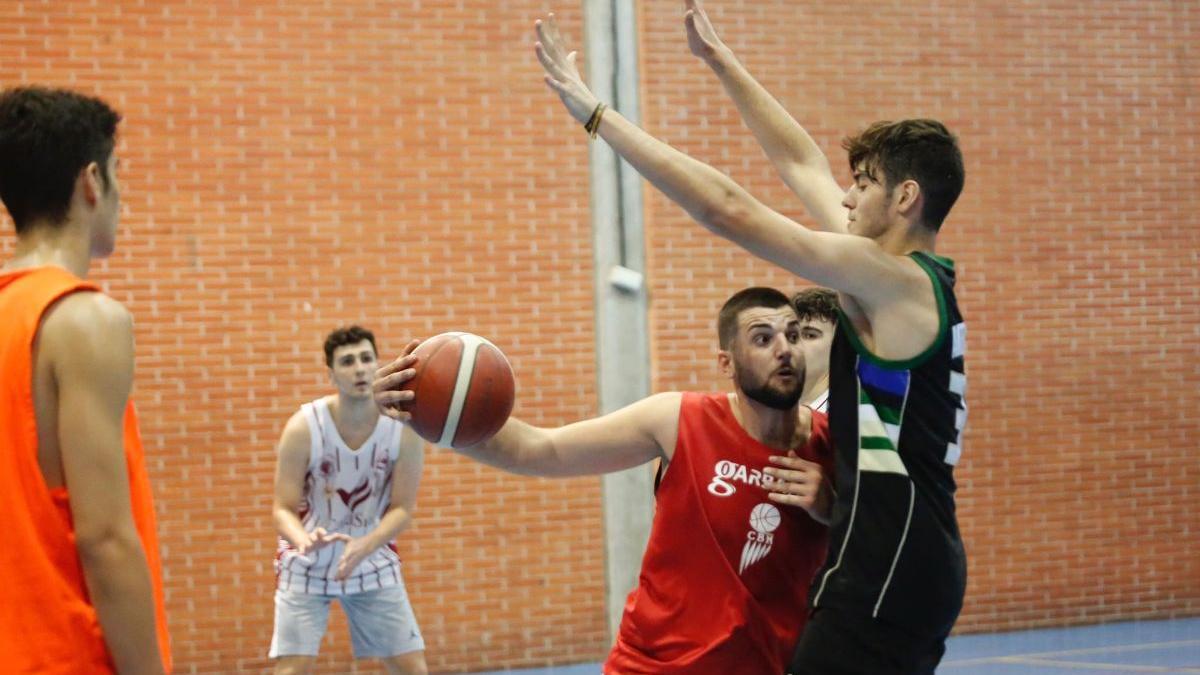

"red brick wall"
[1, 0, 1196, 672]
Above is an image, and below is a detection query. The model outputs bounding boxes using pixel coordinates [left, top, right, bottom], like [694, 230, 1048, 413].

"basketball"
[398, 332, 515, 448]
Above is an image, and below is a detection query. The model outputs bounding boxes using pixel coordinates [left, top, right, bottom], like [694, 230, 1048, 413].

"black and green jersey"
[811, 251, 968, 637]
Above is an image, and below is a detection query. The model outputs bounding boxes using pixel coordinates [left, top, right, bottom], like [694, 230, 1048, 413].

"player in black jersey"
[531, 3, 968, 672]
[683, 3, 969, 671]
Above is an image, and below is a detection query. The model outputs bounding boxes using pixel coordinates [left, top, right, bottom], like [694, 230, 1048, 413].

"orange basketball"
[399, 332, 515, 448]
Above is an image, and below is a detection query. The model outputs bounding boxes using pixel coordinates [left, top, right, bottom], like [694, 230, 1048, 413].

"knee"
[401, 662, 429, 675]
[385, 655, 429, 675]
[273, 659, 315, 675]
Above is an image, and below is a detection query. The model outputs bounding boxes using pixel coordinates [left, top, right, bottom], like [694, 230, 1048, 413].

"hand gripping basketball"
[374, 332, 515, 448]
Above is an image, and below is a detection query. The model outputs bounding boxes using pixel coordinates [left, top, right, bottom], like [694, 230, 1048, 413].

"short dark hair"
[324, 325, 378, 367]
[842, 119, 964, 231]
[717, 287, 793, 350]
[0, 86, 121, 233]
[791, 287, 839, 324]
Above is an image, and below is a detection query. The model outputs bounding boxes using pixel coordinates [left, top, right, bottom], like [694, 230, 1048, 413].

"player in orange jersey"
[0, 86, 171, 675]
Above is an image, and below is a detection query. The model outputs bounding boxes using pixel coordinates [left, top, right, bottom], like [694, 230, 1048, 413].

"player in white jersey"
[791, 288, 838, 414]
[270, 325, 428, 675]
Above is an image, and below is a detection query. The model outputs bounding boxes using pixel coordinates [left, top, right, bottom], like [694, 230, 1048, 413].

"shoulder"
[647, 391, 685, 407]
[636, 391, 685, 423]
[396, 421, 425, 452]
[675, 390, 719, 409]
[42, 291, 131, 344]
[278, 408, 314, 452]
[810, 408, 829, 436]
[390, 423, 426, 472]
[40, 292, 133, 380]
[676, 391, 732, 418]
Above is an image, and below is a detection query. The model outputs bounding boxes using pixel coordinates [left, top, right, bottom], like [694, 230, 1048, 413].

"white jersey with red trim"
[275, 398, 404, 595]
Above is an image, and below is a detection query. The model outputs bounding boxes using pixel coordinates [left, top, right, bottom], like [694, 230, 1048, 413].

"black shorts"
[788, 607, 947, 675]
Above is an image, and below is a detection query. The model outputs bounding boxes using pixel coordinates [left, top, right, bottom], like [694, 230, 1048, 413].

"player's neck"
[801, 374, 829, 407]
[876, 220, 937, 257]
[3, 223, 93, 278]
[729, 392, 805, 450]
[327, 393, 379, 432]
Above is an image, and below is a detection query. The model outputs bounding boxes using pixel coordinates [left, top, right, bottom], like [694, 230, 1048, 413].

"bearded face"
[733, 352, 804, 410]
[726, 305, 807, 411]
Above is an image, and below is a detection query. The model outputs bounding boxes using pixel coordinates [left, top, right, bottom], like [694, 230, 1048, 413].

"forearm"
[361, 505, 414, 550]
[595, 107, 753, 235]
[458, 418, 562, 477]
[78, 535, 164, 675]
[706, 50, 830, 177]
[274, 507, 311, 548]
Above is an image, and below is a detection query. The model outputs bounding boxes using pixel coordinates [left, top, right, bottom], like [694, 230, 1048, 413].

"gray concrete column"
[582, 0, 654, 642]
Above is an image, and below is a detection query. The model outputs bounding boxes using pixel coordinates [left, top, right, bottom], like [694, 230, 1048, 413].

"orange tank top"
[0, 266, 172, 674]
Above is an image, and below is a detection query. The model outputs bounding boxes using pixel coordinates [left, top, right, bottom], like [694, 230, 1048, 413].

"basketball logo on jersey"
[738, 503, 780, 574]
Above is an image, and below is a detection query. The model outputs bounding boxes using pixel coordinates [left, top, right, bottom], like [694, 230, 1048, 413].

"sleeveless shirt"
[275, 397, 407, 595]
[812, 251, 968, 637]
[0, 266, 172, 674]
[605, 392, 832, 674]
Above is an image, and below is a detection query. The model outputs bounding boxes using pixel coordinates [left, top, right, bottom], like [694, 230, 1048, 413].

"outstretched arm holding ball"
[370, 335, 680, 478]
[372, 289, 834, 523]
[445, 392, 679, 478]
[376, 355, 828, 519]
[374, 288, 835, 674]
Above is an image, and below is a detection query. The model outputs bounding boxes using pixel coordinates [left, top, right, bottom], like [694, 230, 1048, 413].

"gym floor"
[473, 617, 1200, 674]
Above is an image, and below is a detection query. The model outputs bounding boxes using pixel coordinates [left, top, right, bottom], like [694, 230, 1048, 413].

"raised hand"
[684, 0, 729, 64]
[373, 339, 421, 422]
[534, 14, 602, 125]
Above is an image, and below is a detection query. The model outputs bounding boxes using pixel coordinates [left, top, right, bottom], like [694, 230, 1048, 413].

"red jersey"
[0, 266, 172, 674]
[605, 392, 832, 674]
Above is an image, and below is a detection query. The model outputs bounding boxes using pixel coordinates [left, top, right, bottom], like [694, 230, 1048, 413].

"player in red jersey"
[376, 287, 834, 674]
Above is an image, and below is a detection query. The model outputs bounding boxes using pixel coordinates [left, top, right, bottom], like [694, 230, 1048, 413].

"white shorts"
[268, 583, 425, 659]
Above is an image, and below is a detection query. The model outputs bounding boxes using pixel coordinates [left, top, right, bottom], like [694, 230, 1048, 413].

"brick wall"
[1, 0, 1195, 672]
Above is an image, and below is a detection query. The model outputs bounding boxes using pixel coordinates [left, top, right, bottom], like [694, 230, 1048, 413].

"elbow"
[695, 188, 754, 238]
[272, 505, 300, 534]
[75, 525, 143, 569]
[395, 505, 414, 524]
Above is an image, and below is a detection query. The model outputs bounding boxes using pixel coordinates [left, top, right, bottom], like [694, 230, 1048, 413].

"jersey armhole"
[299, 402, 322, 470]
[834, 254, 949, 371]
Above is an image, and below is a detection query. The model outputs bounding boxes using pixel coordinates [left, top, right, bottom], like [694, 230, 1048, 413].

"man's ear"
[717, 349, 733, 378]
[894, 178, 922, 218]
[80, 161, 103, 206]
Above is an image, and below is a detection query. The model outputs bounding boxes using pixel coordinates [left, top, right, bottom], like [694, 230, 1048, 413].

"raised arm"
[44, 294, 164, 675]
[534, 16, 925, 315]
[683, 0, 847, 233]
